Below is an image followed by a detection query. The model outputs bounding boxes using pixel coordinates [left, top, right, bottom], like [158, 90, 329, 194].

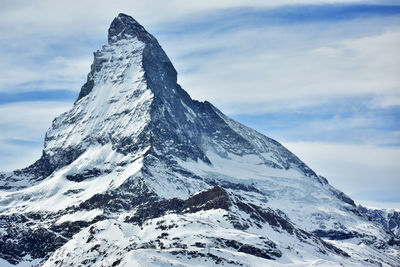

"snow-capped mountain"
[0, 13, 399, 266]
[358, 206, 400, 239]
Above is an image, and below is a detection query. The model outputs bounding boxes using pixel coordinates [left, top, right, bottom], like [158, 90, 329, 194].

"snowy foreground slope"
[0, 13, 399, 267]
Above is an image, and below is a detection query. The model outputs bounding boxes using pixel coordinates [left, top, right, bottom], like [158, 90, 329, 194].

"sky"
[0, 0, 399, 209]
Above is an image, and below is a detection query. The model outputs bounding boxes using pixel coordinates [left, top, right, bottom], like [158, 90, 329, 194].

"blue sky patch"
[0, 90, 77, 105]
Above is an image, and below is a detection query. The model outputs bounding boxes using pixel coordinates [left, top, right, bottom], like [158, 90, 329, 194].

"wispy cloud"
[160, 17, 400, 113]
[0, 47, 92, 92]
[284, 141, 400, 206]
[231, 96, 400, 146]
[0, 101, 72, 171]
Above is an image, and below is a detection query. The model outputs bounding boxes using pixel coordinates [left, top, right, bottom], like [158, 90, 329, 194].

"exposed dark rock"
[77, 78, 94, 101]
[125, 186, 233, 226]
[77, 177, 156, 212]
[224, 213, 250, 230]
[108, 13, 158, 44]
[125, 198, 184, 225]
[236, 201, 295, 234]
[192, 242, 206, 248]
[238, 244, 276, 260]
[329, 188, 356, 207]
[66, 168, 107, 182]
[168, 250, 242, 265]
[319, 239, 350, 257]
[63, 188, 85, 196]
[0, 223, 66, 264]
[16, 151, 55, 182]
[388, 237, 400, 246]
[215, 237, 282, 260]
[112, 258, 122, 266]
[184, 186, 231, 213]
[312, 230, 363, 240]
[205, 179, 263, 194]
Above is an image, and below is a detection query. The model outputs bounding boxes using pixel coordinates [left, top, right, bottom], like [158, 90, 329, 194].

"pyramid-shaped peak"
[108, 13, 156, 44]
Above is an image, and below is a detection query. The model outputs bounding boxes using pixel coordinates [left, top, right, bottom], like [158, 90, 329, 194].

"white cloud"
[0, 141, 43, 172]
[307, 115, 372, 132]
[358, 200, 400, 210]
[0, 101, 72, 171]
[371, 92, 400, 108]
[167, 24, 400, 113]
[0, 30, 93, 91]
[0, 55, 92, 93]
[283, 141, 400, 206]
[0, 0, 377, 37]
[0, 101, 72, 140]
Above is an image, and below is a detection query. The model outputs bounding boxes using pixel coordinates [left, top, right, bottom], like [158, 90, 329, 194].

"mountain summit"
[108, 13, 157, 44]
[0, 13, 399, 267]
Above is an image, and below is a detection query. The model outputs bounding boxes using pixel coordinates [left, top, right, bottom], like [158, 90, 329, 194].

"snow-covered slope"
[0, 13, 399, 266]
[358, 205, 400, 238]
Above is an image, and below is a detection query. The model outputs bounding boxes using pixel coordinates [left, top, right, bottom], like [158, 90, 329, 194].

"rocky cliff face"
[0, 13, 399, 267]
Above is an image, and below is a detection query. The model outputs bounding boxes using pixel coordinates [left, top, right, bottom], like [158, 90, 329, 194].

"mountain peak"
[77, 14, 175, 102]
[1, 13, 399, 267]
[108, 13, 156, 44]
